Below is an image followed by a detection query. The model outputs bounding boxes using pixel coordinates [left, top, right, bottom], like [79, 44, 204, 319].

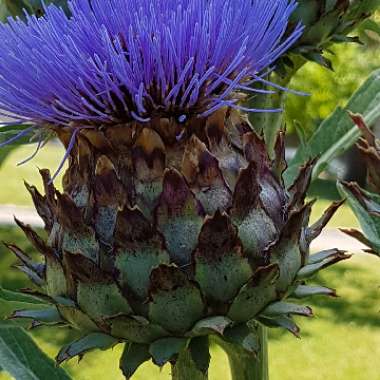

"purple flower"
[0, 0, 303, 128]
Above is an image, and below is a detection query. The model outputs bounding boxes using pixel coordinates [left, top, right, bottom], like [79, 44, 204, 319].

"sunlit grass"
[0, 142, 65, 206]
[309, 198, 360, 229]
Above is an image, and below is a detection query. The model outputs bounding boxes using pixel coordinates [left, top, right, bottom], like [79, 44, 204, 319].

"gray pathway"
[0, 204, 44, 228]
[0, 205, 367, 253]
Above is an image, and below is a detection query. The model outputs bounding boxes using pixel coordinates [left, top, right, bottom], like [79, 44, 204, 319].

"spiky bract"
[8, 109, 349, 376]
[283, 0, 379, 70]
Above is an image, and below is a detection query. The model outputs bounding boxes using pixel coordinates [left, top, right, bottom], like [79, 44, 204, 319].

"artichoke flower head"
[0, 0, 349, 377]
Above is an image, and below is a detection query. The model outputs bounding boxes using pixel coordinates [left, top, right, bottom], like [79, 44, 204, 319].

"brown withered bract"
[338, 113, 380, 256]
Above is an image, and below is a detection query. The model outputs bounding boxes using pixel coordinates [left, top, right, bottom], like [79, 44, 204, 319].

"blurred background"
[0, 9, 380, 380]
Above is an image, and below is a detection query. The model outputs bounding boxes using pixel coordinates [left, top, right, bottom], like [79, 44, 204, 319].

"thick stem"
[171, 347, 208, 380]
[216, 324, 269, 380]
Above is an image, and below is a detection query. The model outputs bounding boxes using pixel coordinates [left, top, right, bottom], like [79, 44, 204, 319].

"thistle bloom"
[0, 0, 303, 128]
[2, 1, 349, 378]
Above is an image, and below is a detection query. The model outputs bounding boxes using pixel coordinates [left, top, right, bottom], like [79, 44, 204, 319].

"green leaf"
[188, 336, 210, 375]
[227, 264, 280, 323]
[337, 182, 380, 252]
[0, 124, 35, 145]
[358, 18, 380, 37]
[0, 288, 47, 305]
[0, 324, 72, 380]
[3, 0, 69, 18]
[11, 307, 63, 325]
[258, 315, 300, 337]
[120, 343, 151, 380]
[109, 315, 168, 344]
[56, 333, 118, 365]
[149, 337, 187, 366]
[292, 285, 337, 298]
[193, 212, 253, 304]
[4, 0, 33, 16]
[261, 302, 313, 318]
[285, 69, 380, 186]
[0, 287, 50, 323]
[190, 316, 232, 337]
[77, 282, 132, 321]
[297, 249, 350, 280]
[0, 1, 9, 21]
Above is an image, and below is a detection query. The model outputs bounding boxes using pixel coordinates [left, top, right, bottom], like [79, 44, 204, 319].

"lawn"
[0, 225, 379, 380]
[0, 143, 66, 206]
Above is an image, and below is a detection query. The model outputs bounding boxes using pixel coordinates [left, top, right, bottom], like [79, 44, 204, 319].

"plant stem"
[171, 347, 208, 380]
[216, 324, 269, 380]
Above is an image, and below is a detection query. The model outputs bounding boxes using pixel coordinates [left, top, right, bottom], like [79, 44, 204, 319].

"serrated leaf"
[10, 307, 63, 325]
[0, 324, 71, 379]
[258, 315, 300, 337]
[285, 70, 380, 186]
[307, 249, 342, 264]
[292, 285, 337, 298]
[56, 333, 118, 365]
[298, 249, 351, 279]
[303, 51, 333, 70]
[261, 302, 313, 318]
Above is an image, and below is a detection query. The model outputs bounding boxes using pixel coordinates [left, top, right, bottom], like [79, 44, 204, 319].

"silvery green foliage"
[284, 0, 380, 70]
[338, 114, 380, 256]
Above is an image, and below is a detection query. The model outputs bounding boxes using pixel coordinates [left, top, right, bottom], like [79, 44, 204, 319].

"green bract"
[284, 0, 380, 69]
[8, 109, 349, 377]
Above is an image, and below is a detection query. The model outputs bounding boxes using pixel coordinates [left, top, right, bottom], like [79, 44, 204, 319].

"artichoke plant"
[338, 114, 380, 256]
[251, 0, 380, 152]
[285, 0, 380, 69]
[0, 1, 351, 379]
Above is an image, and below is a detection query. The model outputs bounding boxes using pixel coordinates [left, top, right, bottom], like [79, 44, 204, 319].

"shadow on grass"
[308, 264, 380, 328]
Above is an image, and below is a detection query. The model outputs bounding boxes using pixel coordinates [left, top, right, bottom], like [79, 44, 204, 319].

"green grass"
[309, 198, 359, 229]
[0, 143, 65, 205]
[0, 226, 379, 380]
